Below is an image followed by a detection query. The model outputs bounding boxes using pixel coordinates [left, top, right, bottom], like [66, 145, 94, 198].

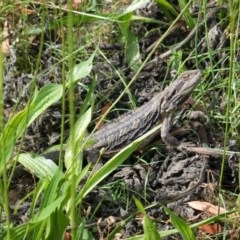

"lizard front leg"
[161, 114, 181, 147]
[161, 114, 197, 150]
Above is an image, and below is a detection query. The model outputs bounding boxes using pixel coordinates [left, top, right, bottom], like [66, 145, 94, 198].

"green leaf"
[134, 197, 145, 214]
[28, 84, 63, 124]
[125, 31, 142, 70]
[1, 84, 63, 173]
[4, 83, 63, 143]
[17, 153, 59, 179]
[155, 0, 178, 19]
[79, 76, 95, 117]
[164, 207, 195, 240]
[38, 169, 65, 209]
[32, 195, 66, 223]
[47, 13, 119, 30]
[28, 178, 48, 218]
[131, 15, 168, 25]
[5, 223, 36, 240]
[76, 222, 95, 240]
[31, 170, 67, 238]
[133, 198, 161, 239]
[178, 0, 196, 28]
[118, 13, 131, 38]
[125, 210, 235, 239]
[65, 108, 92, 171]
[46, 209, 69, 240]
[118, 13, 142, 70]
[143, 215, 161, 240]
[29, 169, 67, 239]
[67, 52, 95, 88]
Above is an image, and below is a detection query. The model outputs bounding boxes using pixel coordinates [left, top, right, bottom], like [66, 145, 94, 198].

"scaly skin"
[86, 70, 202, 162]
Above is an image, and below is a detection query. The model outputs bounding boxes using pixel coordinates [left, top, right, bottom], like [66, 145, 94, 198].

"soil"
[3, 1, 239, 239]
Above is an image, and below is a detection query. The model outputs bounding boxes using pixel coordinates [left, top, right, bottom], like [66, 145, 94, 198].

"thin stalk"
[67, 0, 77, 239]
[0, 31, 11, 239]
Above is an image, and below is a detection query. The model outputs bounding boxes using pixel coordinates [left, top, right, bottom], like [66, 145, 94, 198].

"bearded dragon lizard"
[86, 70, 202, 162]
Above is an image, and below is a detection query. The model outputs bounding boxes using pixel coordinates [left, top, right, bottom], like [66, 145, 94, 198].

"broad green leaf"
[4, 84, 63, 144]
[118, 13, 131, 36]
[143, 215, 161, 240]
[28, 84, 63, 125]
[164, 207, 195, 240]
[76, 222, 95, 240]
[134, 197, 145, 214]
[32, 195, 65, 223]
[46, 209, 69, 239]
[17, 153, 58, 179]
[67, 52, 95, 88]
[133, 198, 161, 239]
[118, 13, 142, 70]
[6, 223, 36, 240]
[0, 84, 63, 173]
[38, 169, 65, 209]
[65, 107, 92, 171]
[125, 31, 142, 70]
[31, 170, 67, 238]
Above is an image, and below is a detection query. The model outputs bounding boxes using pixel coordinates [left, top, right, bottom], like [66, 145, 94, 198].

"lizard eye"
[181, 73, 191, 82]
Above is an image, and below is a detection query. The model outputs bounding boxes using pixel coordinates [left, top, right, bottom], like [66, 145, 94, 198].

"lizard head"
[161, 70, 202, 112]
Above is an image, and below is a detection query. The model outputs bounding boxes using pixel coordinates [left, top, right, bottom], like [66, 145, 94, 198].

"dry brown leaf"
[73, 0, 83, 8]
[187, 201, 227, 215]
[136, 212, 144, 219]
[15, 1, 35, 14]
[64, 231, 71, 240]
[95, 102, 112, 130]
[199, 223, 222, 234]
[62, 0, 84, 10]
[19, 6, 35, 14]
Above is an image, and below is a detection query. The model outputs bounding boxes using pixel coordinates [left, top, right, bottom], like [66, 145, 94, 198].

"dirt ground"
[3, 1, 239, 239]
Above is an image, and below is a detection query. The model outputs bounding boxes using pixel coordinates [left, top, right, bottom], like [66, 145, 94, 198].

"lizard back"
[87, 92, 163, 154]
